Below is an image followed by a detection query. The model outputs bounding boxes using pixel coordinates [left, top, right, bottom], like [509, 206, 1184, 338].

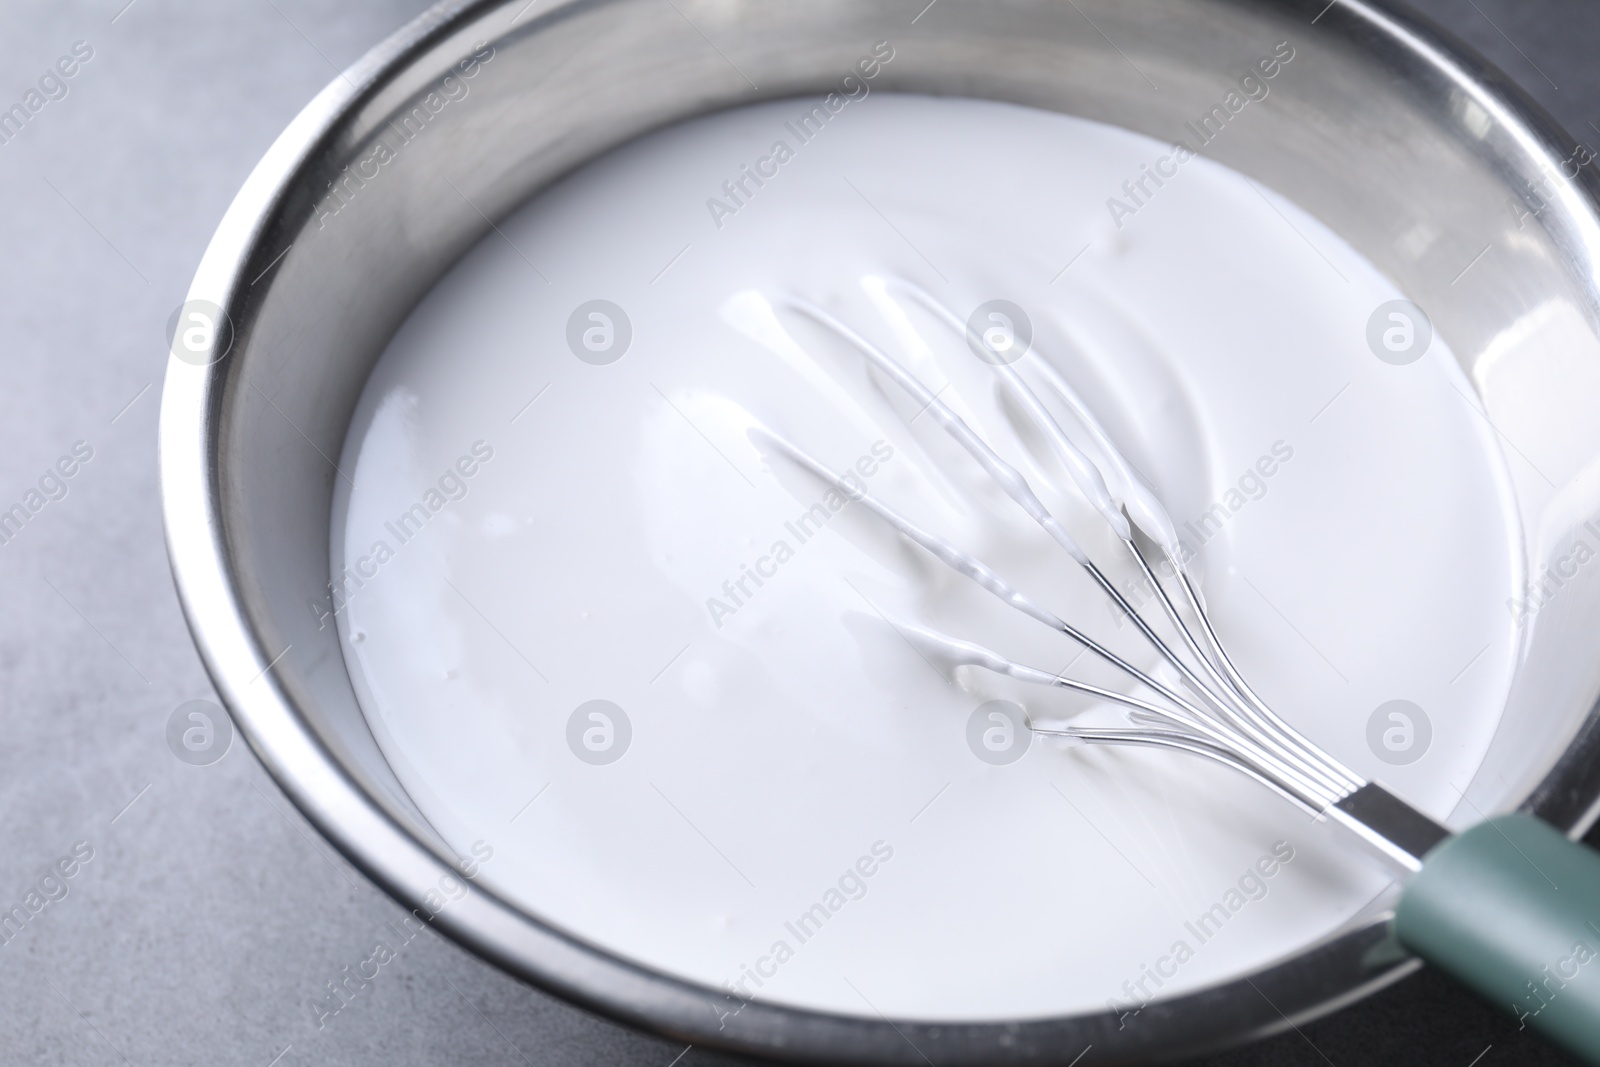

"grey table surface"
[0, 1, 1596, 1065]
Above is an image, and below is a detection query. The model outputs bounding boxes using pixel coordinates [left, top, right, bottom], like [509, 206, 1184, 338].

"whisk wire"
[1171, 565, 1365, 791]
[1120, 538, 1357, 798]
[776, 287, 1367, 823]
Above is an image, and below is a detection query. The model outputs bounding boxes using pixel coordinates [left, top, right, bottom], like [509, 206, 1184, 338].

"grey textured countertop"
[1, 2, 1596, 1065]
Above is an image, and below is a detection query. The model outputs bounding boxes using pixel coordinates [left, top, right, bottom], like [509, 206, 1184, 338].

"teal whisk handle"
[1396, 813, 1600, 1063]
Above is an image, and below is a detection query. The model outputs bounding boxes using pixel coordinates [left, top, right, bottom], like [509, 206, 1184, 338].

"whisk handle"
[1395, 813, 1600, 1063]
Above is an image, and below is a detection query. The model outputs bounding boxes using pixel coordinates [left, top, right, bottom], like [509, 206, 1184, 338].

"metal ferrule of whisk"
[768, 279, 1450, 874]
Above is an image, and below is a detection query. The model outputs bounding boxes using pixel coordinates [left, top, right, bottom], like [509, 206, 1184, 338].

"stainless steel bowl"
[160, 0, 1600, 1061]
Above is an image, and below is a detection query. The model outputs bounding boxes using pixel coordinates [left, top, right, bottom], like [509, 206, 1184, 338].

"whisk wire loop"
[774, 288, 1365, 817]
